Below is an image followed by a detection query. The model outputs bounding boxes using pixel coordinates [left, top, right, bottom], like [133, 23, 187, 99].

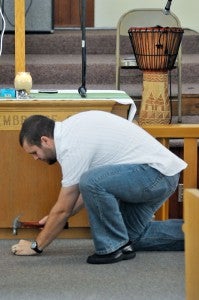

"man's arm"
[39, 194, 84, 224]
[70, 194, 84, 216]
[11, 184, 81, 256]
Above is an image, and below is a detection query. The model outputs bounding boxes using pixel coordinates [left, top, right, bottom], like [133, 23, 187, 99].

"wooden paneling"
[54, 0, 94, 27]
[54, 0, 69, 26]
[0, 131, 62, 228]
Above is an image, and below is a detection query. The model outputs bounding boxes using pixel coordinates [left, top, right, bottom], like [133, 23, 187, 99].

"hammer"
[12, 215, 68, 235]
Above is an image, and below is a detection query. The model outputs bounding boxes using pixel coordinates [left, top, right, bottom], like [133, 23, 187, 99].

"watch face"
[31, 241, 37, 250]
[30, 241, 43, 253]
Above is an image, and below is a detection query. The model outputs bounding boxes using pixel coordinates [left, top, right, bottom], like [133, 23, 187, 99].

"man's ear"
[41, 136, 53, 147]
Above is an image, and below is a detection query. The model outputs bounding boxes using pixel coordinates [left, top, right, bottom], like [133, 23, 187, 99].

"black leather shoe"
[87, 241, 136, 264]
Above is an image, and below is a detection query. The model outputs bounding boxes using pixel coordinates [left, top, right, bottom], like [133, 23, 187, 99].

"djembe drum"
[128, 26, 184, 125]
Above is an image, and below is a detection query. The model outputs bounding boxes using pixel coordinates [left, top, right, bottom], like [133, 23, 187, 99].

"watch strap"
[31, 241, 43, 254]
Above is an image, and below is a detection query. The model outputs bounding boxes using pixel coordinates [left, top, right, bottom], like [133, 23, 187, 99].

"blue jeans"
[79, 164, 183, 254]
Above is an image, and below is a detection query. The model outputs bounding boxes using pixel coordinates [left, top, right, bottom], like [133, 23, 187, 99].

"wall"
[95, 0, 199, 32]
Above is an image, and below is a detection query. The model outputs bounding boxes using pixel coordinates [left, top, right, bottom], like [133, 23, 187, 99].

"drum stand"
[138, 71, 171, 125]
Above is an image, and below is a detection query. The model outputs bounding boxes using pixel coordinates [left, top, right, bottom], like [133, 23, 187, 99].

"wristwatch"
[31, 241, 43, 254]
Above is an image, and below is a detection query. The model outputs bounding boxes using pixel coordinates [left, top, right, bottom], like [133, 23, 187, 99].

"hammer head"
[12, 215, 21, 235]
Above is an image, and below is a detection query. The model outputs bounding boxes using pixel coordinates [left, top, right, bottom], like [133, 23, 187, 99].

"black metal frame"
[78, 0, 87, 98]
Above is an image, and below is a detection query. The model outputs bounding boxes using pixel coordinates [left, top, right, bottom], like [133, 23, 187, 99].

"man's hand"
[11, 240, 38, 256]
[39, 215, 48, 227]
[11, 186, 80, 256]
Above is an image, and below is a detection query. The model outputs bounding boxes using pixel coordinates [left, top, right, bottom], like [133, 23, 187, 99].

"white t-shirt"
[54, 110, 187, 187]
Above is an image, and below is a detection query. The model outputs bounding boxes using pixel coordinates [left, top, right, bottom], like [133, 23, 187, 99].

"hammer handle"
[20, 221, 69, 229]
[20, 221, 43, 228]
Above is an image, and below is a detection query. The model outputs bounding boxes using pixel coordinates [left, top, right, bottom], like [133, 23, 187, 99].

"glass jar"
[14, 72, 32, 94]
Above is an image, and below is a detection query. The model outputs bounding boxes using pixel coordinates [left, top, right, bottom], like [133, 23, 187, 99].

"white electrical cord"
[0, 5, 6, 56]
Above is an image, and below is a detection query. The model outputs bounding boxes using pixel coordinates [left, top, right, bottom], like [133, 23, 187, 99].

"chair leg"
[177, 48, 182, 123]
[116, 66, 120, 90]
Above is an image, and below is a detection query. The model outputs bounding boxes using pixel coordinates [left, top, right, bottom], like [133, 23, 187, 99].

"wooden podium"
[0, 96, 130, 239]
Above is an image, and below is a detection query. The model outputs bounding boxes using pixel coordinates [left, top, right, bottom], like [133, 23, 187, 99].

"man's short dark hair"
[19, 115, 55, 147]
